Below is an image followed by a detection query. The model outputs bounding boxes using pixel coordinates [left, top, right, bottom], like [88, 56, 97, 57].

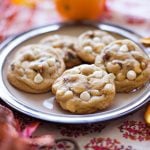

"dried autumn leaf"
[140, 37, 150, 46]
[21, 122, 40, 137]
[144, 104, 150, 126]
[0, 104, 54, 149]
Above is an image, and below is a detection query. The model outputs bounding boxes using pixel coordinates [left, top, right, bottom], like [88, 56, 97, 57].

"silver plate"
[0, 21, 149, 124]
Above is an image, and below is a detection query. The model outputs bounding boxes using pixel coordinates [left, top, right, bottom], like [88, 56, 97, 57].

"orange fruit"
[55, 0, 106, 20]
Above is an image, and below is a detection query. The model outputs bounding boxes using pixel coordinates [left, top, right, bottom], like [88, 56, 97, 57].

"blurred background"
[0, 0, 150, 42]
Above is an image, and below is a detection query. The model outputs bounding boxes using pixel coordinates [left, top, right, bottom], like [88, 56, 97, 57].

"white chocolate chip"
[93, 71, 103, 78]
[34, 73, 43, 83]
[64, 90, 73, 99]
[83, 46, 93, 53]
[47, 57, 56, 66]
[93, 37, 100, 43]
[56, 89, 65, 96]
[120, 45, 128, 52]
[104, 83, 113, 91]
[127, 70, 137, 80]
[80, 91, 91, 101]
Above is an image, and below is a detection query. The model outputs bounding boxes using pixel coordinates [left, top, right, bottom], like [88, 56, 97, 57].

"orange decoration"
[11, 0, 39, 7]
[145, 104, 150, 126]
[140, 37, 150, 46]
[55, 0, 106, 20]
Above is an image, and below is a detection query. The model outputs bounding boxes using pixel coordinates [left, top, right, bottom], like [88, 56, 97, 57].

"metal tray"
[0, 21, 149, 124]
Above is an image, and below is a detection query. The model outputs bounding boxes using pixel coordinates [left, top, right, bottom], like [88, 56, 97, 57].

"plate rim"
[0, 21, 150, 124]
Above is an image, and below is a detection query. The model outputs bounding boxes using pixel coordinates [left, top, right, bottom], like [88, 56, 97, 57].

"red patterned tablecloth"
[0, 0, 150, 149]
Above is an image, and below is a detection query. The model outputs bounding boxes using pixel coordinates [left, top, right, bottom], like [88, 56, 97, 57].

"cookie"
[75, 30, 116, 63]
[7, 44, 65, 93]
[52, 64, 115, 114]
[95, 39, 150, 92]
[40, 35, 82, 68]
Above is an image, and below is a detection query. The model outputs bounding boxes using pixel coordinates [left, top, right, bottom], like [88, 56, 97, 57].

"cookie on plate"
[7, 44, 65, 93]
[52, 64, 115, 114]
[95, 39, 150, 92]
[40, 35, 82, 68]
[75, 30, 116, 63]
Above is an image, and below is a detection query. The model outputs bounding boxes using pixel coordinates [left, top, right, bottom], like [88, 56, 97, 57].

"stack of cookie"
[7, 30, 150, 114]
